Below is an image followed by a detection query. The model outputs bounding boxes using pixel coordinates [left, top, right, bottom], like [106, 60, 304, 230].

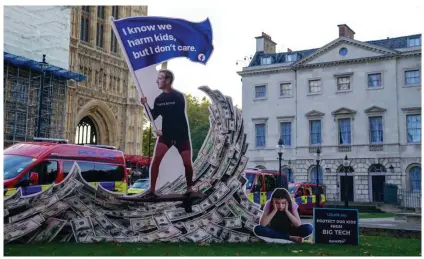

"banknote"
[4, 215, 44, 243]
[164, 205, 202, 222]
[4, 198, 28, 211]
[216, 204, 232, 217]
[199, 198, 214, 211]
[112, 221, 138, 237]
[95, 215, 127, 238]
[197, 209, 223, 228]
[130, 217, 157, 232]
[224, 216, 242, 229]
[205, 222, 231, 240]
[156, 225, 182, 240]
[208, 182, 230, 204]
[28, 217, 67, 243]
[80, 235, 114, 243]
[70, 217, 95, 243]
[138, 231, 159, 243]
[41, 201, 70, 219]
[4, 187, 22, 204]
[55, 179, 83, 200]
[9, 202, 48, 223]
[153, 214, 172, 229]
[113, 236, 140, 243]
[64, 196, 93, 217]
[92, 218, 110, 237]
[244, 220, 258, 231]
[183, 228, 211, 242]
[184, 220, 200, 233]
[227, 230, 250, 243]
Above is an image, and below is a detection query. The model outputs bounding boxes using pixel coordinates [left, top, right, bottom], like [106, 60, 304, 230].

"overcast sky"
[145, 0, 422, 107]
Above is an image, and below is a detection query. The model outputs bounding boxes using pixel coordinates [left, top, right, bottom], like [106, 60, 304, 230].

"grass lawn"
[4, 236, 420, 256]
[359, 213, 394, 219]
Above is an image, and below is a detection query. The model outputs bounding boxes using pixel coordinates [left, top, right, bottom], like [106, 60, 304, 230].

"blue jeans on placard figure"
[253, 224, 313, 241]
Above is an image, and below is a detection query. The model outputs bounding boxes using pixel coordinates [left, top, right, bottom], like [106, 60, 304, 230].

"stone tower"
[67, 6, 148, 155]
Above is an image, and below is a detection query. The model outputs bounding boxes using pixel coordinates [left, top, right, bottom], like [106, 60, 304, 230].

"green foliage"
[186, 94, 211, 160]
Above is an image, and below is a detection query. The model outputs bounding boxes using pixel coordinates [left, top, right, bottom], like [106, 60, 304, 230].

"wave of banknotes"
[3, 86, 268, 244]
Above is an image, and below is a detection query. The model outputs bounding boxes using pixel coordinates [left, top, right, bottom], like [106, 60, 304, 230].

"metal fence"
[397, 189, 421, 209]
[384, 184, 421, 209]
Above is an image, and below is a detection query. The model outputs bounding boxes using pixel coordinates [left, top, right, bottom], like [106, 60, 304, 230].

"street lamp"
[36, 54, 49, 137]
[276, 138, 284, 188]
[314, 147, 321, 208]
[288, 159, 292, 182]
[343, 155, 350, 208]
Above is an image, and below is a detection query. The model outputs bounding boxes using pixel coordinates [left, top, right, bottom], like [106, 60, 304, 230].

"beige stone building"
[66, 6, 148, 155]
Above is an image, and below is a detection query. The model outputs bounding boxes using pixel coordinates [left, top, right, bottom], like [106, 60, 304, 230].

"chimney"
[255, 32, 277, 54]
[287, 48, 292, 52]
[338, 24, 355, 39]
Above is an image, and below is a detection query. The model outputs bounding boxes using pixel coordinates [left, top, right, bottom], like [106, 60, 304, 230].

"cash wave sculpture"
[4, 86, 264, 244]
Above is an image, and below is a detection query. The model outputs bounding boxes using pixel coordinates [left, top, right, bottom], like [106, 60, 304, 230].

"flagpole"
[109, 16, 158, 132]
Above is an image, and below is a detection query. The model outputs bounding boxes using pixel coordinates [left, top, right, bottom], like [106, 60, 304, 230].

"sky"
[144, 0, 423, 108]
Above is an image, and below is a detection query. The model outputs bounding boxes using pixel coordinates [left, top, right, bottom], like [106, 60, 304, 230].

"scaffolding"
[3, 52, 87, 148]
[3, 62, 67, 147]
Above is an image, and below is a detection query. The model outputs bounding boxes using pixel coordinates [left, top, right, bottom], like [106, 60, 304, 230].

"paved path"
[302, 217, 421, 231]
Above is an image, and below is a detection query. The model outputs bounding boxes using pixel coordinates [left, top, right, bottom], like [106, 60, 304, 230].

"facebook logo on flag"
[112, 16, 214, 71]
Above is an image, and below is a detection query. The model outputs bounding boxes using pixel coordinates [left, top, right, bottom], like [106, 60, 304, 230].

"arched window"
[368, 164, 387, 172]
[75, 116, 97, 144]
[409, 166, 421, 192]
[337, 165, 354, 173]
[310, 166, 323, 184]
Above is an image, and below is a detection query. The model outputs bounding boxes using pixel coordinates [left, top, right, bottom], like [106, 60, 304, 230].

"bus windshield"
[4, 155, 34, 180]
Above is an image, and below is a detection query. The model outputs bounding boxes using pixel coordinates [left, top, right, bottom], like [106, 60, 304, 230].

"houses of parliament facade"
[67, 6, 148, 155]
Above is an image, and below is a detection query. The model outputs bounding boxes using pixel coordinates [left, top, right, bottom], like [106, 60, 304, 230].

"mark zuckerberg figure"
[140, 69, 195, 197]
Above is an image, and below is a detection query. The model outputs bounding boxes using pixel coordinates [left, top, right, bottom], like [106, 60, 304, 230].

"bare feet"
[290, 236, 303, 243]
[144, 190, 158, 198]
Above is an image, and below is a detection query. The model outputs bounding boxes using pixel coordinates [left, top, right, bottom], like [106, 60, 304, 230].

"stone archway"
[75, 100, 118, 146]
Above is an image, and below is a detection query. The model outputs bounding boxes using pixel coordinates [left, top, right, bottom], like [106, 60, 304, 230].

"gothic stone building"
[239, 25, 421, 204]
[66, 6, 148, 155]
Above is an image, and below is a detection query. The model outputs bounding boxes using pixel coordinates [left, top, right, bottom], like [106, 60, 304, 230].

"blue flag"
[111, 16, 214, 71]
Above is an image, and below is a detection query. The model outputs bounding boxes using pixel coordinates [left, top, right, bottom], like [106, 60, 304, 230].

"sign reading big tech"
[313, 208, 359, 245]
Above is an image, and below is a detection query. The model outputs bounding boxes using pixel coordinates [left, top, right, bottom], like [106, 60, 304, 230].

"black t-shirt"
[149, 90, 189, 142]
[269, 210, 291, 233]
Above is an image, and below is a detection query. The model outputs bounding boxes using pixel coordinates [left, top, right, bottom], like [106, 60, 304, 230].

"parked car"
[127, 179, 150, 195]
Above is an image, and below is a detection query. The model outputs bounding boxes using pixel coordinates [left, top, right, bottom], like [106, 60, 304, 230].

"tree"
[186, 94, 211, 160]
[141, 94, 211, 160]
[142, 116, 156, 157]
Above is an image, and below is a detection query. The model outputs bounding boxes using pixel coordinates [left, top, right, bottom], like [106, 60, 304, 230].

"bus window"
[63, 161, 75, 177]
[32, 160, 58, 185]
[94, 163, 125, 181]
